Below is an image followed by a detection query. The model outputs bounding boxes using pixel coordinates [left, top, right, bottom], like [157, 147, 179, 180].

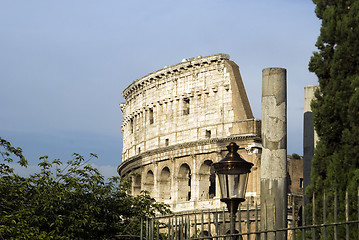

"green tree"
[308, 0, 359, 238]
[291, 153, 301, 159]
[0, 137, 170, 239]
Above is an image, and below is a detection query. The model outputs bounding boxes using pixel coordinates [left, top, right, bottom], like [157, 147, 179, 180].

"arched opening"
[209, 165, 216, 198]
[298, 206, 303, 227]
[198, 160, 216, 200]
[200, 230, 211, 238]
[159, 167, 171, 201]
[133, 174, 141, 196]
[143, 170, 154, 194]
[178, 163, 191, 202]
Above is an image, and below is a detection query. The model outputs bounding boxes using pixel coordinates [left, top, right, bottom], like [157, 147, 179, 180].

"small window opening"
[149, 108, 154, 124]
[206, 130, 211, 138]
[138, 147, 141, 153]
[165, 138, 169, 146]
[300, 178, 303, 188]
[183, 98, 190, 115]
[130, 119, 134, 133]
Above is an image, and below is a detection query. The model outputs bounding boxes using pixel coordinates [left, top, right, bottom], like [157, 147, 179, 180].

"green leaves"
[0, 138, 170, 239]
[0, 137, 28, 169]
[308, 0, 359, 238]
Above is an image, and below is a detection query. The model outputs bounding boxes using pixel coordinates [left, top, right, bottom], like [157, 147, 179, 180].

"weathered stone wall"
[120, 54, 255, 161]
[119, 137, 262, 212]
[118, 54, 261, 212]
[287, 156, 303, 195]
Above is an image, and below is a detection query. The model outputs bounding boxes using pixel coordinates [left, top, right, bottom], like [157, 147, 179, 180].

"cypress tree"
[308, 0, 359, 238]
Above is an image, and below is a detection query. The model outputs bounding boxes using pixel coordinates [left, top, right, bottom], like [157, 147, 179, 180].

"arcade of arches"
[132, 159, 218, 204]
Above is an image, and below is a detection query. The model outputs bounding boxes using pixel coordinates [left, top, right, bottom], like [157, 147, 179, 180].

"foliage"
[0, 137, 170, 239]
[308, 0, 359, 239]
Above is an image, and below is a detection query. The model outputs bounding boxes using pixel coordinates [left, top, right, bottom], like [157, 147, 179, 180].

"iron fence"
[126, 190, 359, 240]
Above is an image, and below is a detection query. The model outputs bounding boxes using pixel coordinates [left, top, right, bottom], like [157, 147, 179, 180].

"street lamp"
[213, 142, 254, 239]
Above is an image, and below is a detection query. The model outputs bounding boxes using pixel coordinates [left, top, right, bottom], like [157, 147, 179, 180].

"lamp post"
[213, 142, 254, 239]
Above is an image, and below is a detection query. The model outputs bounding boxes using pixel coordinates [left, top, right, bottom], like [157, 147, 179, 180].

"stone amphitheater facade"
[118, 54, 262, 213]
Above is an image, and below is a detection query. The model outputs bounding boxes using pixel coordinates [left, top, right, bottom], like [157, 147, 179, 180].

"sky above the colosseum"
[0, 0, 320, 178]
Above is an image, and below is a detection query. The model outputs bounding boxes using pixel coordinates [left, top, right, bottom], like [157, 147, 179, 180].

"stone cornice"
[122, 53, 230, 100]
[117, 133, 261, 176]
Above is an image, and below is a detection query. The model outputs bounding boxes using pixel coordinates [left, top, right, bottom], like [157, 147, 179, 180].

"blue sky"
[0, 0, 320, 178]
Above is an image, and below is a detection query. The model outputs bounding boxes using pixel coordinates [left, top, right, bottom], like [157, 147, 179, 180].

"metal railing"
[132, 190, 359, 240]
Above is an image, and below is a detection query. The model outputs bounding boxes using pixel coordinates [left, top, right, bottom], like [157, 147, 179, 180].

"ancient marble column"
[261, 68, 287, 240]
[303, 85, 319, 202]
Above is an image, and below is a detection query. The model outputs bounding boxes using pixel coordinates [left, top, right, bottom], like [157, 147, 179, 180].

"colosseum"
[117, 53, 264, 213]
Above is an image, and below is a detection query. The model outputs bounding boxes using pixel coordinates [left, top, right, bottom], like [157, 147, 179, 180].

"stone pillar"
[191, 155, 199, 202]
[171, 158, 177, 208]
[153, 162, 159, 200]
[261, 68, 287, 240]
[303, 85, 319, 202]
